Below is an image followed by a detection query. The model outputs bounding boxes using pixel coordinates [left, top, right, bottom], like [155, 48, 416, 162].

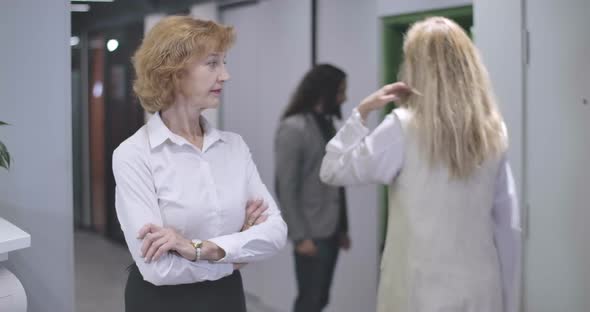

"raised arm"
[320, 83, 411, 186]
[319, 108, 406, 186]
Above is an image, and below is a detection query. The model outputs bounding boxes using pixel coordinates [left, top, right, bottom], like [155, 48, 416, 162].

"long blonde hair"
[399, 17, 506, 178]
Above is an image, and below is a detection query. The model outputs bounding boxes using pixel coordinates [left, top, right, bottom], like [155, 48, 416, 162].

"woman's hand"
[295, 239, 318, 257]
[241, 198, 269, 231]
[199, 240, 226, 261]
[339, 232, 351, 251]
[138, 224, 195, 262]
[229, 199, 270, 269]
[357, 82, 412, 121]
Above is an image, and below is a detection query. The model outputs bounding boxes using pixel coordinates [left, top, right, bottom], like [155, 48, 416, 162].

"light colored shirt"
[320, 108, 521, 312]
[113, 112, 287, 286]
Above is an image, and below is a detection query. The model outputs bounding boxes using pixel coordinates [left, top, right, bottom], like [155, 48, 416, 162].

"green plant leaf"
[0, 140, 10, 169]
[0, 121, 8, 126]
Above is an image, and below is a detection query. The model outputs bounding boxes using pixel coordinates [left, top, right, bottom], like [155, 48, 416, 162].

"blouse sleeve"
[320, 108, 405, 186]
[208, 136, 288, 263]
[492, 155, 522, 312]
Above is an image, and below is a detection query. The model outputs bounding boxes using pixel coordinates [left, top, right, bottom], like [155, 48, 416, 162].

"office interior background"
[0, 0, 588, 311]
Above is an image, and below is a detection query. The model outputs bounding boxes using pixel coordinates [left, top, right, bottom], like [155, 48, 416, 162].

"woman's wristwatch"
[190, 239, 203, 261]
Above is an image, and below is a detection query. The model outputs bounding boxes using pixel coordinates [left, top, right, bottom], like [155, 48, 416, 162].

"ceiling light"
[70, 36, 80, 47]
[107, 39, 119, 52]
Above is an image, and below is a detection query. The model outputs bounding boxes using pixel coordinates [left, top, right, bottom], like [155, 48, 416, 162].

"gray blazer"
[274, 113, 345, 241]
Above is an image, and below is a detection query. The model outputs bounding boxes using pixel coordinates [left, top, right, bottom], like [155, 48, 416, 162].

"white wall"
[317, 0, 380, 311]
[0, 1, 74, 312]
[524, 1, 590, 311]
[378, 0, 471, 17]
[475, 0, 590, 311]
[220, 1, 310, 311]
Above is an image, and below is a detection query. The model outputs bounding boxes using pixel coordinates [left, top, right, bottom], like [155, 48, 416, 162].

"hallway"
[74, 231, 279, 312]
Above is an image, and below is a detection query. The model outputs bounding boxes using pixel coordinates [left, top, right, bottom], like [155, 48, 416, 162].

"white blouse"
[112, 113, 287, 286]
[320, 109, 522, 312]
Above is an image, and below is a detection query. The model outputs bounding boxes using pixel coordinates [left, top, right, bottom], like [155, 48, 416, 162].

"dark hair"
[282, 64, 346, 120]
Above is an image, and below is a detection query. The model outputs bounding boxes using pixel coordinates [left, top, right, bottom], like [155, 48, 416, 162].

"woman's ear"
[172, 70, 185, 94]
[175, 68, 186, 81]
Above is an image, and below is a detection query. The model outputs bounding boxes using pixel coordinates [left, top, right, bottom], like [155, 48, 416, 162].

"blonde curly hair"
[132, 16, 235, 113]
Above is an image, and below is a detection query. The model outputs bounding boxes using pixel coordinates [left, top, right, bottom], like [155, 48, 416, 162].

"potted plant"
[0, 120, 9, 169]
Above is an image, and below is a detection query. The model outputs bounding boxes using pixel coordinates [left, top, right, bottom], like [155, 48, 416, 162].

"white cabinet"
[0, 218, 31, 312]
[0, 267, 27, 311]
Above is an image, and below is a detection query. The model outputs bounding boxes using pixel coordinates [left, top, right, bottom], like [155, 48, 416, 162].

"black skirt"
[125, 264, 246, 312]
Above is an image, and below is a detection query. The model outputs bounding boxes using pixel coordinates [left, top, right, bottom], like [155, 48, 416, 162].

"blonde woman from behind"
[320, 17, 521, 312]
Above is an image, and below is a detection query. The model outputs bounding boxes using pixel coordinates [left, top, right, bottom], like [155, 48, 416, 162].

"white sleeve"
[320, 108, 405, 186]
[492, 155, 522, 312]
[112, 146, 233, 286]
[208, 137, 288, 263]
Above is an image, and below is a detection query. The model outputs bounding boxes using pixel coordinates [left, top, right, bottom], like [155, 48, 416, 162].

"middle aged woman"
[112, 16, 287, 312]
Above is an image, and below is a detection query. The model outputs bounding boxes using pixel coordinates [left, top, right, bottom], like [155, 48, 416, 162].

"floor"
[74, 230, 278, 312]
[74, 230, 131, 312]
